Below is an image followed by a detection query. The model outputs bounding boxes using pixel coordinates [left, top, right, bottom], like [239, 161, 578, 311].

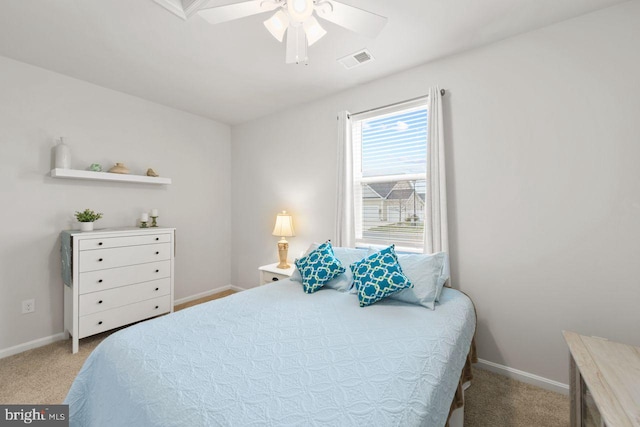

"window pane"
[358, 179, 426, 249]
[351, 101, 428, 251]
[361, 108, 427, 177]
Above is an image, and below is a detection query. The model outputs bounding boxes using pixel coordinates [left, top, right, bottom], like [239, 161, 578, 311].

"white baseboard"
[173, 284, 246, 306]
[477, 358, 569, 395]
[1, 286, 246, 360]
[0, 332, 67, 360]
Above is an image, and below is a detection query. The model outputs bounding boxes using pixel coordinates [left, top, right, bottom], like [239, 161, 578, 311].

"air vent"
[338, 49, 375, 70]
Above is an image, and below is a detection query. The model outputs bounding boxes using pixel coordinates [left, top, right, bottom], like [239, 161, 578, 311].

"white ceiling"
[0, 0, 626, 125]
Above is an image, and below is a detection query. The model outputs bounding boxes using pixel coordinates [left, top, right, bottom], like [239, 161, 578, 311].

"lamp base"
[277, 239, 290, 269]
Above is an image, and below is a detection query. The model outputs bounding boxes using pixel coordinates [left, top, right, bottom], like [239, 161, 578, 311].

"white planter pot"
[79, 222, 94, 232]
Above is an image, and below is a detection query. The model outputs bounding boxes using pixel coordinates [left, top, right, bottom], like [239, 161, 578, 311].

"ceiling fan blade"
[198, 0, 280, 25]
[316, 1, 387, 38]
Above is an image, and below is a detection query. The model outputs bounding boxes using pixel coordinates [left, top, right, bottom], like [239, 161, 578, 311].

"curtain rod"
[349, 89, 446, 118]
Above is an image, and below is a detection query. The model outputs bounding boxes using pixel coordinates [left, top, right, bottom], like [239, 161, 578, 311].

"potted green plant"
[75, 209, 103, 232]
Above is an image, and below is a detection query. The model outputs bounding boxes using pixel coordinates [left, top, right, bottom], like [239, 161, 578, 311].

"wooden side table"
[258, 262, 295, 285]
[563, 331, 640, 427]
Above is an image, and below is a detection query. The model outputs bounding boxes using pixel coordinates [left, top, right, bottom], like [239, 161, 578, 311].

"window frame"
[350, 98, 429, 253]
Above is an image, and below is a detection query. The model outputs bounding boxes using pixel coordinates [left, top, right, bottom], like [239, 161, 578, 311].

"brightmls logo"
[4, 408, 46, 424]
[0, 406, 68, 426]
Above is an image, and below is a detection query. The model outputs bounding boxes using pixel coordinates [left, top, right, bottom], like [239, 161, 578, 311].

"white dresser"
[62, 227, 175, 353]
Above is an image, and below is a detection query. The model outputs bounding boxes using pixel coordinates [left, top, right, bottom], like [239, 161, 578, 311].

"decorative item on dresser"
[150, 208, 159, 227]
[61, 227, 176, 353]
[140, 212, 149, 228]
[563, 330, 640, 427]
[258, 262, 295, 285]
[74, 209, 103, 232]
[272, 210, 295, 268]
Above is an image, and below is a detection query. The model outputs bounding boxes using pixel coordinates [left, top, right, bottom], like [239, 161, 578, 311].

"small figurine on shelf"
[109, 163, 130, 174]
[89, 163, 102, 172]
[146, 168, 159, 177]
[140, 212, 149, 228]
[150, 209, 159, 227]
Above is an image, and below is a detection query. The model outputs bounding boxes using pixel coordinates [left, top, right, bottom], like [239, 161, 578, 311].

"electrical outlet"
[22, 299, 35, 314]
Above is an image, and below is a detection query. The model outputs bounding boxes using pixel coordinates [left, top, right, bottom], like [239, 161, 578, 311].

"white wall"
[231, 1, 640, 385]
[0, 56, 232, 352]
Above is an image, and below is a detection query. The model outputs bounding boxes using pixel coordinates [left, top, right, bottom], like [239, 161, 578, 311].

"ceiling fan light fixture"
[286, 23, 309, 64]
[303, 16, 326, 46]
[264, 10, 290, 42]
[287, 0, 314, 23]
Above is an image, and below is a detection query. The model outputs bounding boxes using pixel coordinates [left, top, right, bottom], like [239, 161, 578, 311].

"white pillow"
[290, 243, 369, 292]
[389, 252, 450, 310]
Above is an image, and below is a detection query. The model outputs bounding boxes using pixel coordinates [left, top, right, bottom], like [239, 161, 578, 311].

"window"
[351, 99, 428, 252]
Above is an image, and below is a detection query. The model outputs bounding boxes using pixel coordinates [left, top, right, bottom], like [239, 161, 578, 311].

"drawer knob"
[155, 269, 160, 273]
[155, 251, 159, 255]
[98, 242, 103, 246]
[98, 279, 103, 283]
[155, 238, 159, 241]
[98, 258, 103, 262]
[98, 321, 103, 325]
[155, 305, 159, 309]
[272, 277, 279, 282]
[155, 287, 159, 291]
[98, 300, 103, 304]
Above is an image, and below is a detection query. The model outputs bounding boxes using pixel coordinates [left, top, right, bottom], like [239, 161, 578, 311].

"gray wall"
[231, 1, 640, 384]
[0, 56, 232, 352]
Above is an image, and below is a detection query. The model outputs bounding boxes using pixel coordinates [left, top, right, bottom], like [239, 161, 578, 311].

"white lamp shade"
[303, 16, 326, 46]
[287, 0, 313, 23]
[286, 23, 308, 64]
[272, 211, 295, 237]
[264, 10, 289, 42]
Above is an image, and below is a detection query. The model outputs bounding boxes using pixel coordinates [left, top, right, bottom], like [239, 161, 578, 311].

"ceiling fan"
[197, 0, 388, 65]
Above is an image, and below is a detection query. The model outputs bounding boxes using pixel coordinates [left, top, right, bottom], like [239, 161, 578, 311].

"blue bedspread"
[65, 280, 475, 427]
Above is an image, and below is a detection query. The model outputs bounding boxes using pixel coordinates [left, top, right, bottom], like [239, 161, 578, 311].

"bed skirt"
[445, 335, 477, 426]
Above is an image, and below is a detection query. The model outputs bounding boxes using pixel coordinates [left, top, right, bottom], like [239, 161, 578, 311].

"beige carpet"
[464, 368, 569, 426]
[0, 290, 569, 426]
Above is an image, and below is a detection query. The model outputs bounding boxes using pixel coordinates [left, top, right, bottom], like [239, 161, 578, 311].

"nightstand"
[259, 262, 295, 285]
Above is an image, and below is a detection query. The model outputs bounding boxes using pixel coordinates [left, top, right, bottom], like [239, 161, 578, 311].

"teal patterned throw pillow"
[295, 241, 346, 294]
[350, 245, 413, 307]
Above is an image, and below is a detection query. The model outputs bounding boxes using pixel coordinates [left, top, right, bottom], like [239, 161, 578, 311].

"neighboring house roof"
[362, 185, 382, 199]
[387, 188, 416, 200]
[364, 181, 425, 202]
[366, 182, 396, 199]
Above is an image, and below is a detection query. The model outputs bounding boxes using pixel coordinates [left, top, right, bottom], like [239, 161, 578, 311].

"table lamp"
[272, 210, 295, 269]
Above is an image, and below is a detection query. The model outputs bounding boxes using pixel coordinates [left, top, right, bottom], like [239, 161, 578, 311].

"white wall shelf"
[50, 169, 172, 185]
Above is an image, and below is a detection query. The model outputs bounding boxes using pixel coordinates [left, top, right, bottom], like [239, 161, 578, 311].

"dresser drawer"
[79, 243, 170, 272]
[79, 233, 171, 251]
[79, 278, 171, 316]
[78, 260, 170, 294]
[79, 295, 171, 339]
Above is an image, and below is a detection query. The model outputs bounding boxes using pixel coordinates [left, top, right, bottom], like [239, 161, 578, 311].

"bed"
[65, 278, 476, 427]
